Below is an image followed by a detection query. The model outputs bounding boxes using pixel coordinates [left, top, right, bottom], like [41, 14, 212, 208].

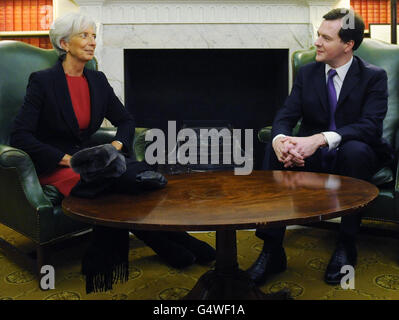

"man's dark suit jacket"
[271, 55, 392, 163]
[10, 59, 135, 175]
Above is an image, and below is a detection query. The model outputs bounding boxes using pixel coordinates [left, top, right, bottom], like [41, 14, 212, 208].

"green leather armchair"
[258, 38, 399, 224]
[0, 40, 141, 273]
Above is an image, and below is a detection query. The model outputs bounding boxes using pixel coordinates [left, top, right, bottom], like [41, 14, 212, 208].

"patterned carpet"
[1, 221, 399, 300]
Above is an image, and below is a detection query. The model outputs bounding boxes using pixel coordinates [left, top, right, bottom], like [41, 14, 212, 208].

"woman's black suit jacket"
[10, 59, 135, 175]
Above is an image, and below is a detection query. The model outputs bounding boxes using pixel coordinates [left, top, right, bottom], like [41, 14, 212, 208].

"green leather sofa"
[0, 40, 142, 273]
[258, 38, 399, 225]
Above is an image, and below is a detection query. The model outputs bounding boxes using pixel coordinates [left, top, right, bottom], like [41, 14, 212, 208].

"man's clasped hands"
[272, 133, 327, 168]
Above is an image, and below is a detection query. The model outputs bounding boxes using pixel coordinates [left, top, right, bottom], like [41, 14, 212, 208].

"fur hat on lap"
[71, 144, 127, 182]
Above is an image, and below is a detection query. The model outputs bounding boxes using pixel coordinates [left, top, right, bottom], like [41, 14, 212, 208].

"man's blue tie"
[322, 69, 338, 171]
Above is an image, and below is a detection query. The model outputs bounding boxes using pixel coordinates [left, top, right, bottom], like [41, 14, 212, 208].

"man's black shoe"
[324, 242, 357, 285]
[245, 247, 287, 285]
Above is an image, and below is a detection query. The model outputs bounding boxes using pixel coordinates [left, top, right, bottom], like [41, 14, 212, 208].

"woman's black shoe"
[132, 230, 196, 268]
[162, 231, 216, 264]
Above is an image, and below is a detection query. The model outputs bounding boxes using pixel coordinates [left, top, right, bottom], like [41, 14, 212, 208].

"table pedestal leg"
[183, 230, 290, 300]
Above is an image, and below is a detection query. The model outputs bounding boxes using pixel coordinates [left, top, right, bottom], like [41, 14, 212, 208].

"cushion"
[371, 166, 394, 186]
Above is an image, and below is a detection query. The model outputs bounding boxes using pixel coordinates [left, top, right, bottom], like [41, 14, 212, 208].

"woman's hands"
[59, 154, 72, 167]
[111, 140, 123, 151]
[59, 141, 123, 168]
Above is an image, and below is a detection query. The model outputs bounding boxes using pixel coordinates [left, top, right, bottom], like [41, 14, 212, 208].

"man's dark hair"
[323, 8, 365, 50]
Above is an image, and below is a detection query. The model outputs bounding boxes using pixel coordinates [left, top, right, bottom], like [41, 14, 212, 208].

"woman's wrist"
[59, 154, 72, 167]
[111, 140, 123, 151]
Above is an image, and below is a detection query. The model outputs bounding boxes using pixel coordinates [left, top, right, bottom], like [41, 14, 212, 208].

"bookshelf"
[351, 0, 398, 32]
[0, 0, 54, 49]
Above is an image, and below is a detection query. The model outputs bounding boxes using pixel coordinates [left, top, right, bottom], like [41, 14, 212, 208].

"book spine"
[31, 37, 40, 47]
[361, 0, 368, 29]
[22, 0, 30, 31]
[0, 1, 6, 31]
[5, 0, 14, 31]
[367, 0, 373, 28]
[30, 0, 37, 30]
[353, 0, 362, 15]
[397, 1, 399, 25]
[45, 0, 52, 30]
[372, 0, 379, 24]
[38, 0, 46, 30]
[39, 35, 50, 48]
[37, 0, 52, 30]
[379, 0, 385, 23]
[14, 0, 22, 31]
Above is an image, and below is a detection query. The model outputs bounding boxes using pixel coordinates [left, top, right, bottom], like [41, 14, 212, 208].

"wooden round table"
[62, 170, 379, 300]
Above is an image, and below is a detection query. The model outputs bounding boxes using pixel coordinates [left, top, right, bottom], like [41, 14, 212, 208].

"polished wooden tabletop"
[62, 170, 379, 231]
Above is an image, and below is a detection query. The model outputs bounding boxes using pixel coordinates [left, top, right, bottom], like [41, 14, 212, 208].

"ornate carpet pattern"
[1, 223, 399, 300]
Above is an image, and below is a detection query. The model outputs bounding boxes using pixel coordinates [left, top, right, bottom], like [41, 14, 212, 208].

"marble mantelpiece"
[74, 0, 347, 102]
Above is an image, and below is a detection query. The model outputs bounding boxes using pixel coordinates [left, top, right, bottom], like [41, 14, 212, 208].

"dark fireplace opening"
[124, 49, 288, 170]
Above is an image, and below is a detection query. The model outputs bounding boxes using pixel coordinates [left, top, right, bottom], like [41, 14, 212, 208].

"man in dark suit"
[246, 8, 392, 285]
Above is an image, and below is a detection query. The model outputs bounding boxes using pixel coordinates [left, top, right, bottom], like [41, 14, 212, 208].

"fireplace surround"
[73, 0, 345, 167]
[75, 0, 344, 103]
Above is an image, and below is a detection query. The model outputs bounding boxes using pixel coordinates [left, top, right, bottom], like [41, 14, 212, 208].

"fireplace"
[74, 0, 344, 167]
[124, 48, 288, 169]
[75, 0, 342, 101]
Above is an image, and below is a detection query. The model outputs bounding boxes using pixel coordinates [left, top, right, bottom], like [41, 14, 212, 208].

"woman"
[10, 13, 215, 270]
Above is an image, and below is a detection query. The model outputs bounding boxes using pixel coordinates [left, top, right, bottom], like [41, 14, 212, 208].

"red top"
[39, 74, 91, 197]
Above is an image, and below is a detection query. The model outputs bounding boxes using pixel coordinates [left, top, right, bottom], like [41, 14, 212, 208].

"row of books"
[0, 0, 53, 32]
[0, 36, 52, 49]
[0, 0, 394, 33]
[351, 0, 399, 29]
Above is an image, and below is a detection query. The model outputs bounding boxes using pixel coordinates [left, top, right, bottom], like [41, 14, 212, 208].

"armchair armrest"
[86, 127, 117, 146]
[258, 122, 302, 143]
[258, 126, 272, 143]
[133, 128, 150, 162]
[0, 144, 52, 210]
[0, 144, 54, 242]
[88, 127, 149, 160]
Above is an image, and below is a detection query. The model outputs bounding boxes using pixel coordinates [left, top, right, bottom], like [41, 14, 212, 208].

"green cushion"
[371, 167, 394, 186]
[362, 189, 396, 222]
[258, 123, 302, 143]
[133, 128, 150, 162]
[42, 185, 64, 206]
[86, 127, 119, 147]
[356, 40, 399, 149]
[291, 46, 316, 77]
[258, 126, 272, 143]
